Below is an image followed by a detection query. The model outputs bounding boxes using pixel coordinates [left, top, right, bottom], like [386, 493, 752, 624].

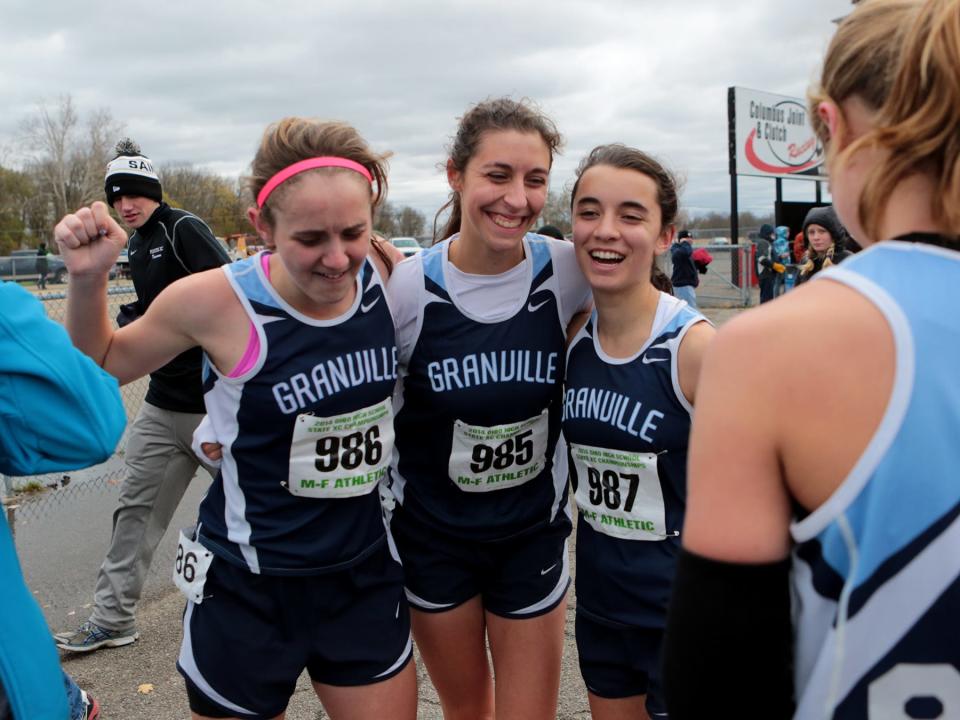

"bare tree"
[538, 189, 572, 235]
[20, 95, 123, 230]
[374, 201, 398, 237]
[397, 206, 426, 237]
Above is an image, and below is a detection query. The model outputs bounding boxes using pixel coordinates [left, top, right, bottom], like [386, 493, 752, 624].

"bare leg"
[587, 691, 653, 720]
[411, 597, 494, 720]
[485, 595, 567, 720]
[313, 661, 417, 720]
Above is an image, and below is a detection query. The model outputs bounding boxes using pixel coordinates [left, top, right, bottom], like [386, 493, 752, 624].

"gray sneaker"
[55, 620, 139, 652]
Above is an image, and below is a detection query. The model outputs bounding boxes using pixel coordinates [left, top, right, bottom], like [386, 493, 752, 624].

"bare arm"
[682, 313, 792, 563]
[54, 202, 224, 384]
[676, 320, 715, 407]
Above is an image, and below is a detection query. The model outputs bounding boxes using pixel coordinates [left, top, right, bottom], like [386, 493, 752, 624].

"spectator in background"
[670, 229, 699, 309]
[536, 224, 566, 240]
[35, 242, 49, 290]
[793, 230, 805, 264]
[772, 226, 791, 296]
[796, 206, 851, 285]
[755, 223, 777, 303]
[56, 138, 229, 654]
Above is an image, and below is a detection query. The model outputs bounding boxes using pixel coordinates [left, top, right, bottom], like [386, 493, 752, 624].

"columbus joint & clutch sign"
[728, 87, 826, 180]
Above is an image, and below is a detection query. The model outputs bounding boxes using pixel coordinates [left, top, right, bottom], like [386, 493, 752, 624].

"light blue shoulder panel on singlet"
[790, 241, 960, 719]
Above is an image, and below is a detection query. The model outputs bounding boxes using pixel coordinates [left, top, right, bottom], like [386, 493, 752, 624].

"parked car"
[0, 249, 69, 284]
[390, 236, 423, 258]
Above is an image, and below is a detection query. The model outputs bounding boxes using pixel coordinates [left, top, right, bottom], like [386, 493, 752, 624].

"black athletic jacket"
[127, 202, 230, 413]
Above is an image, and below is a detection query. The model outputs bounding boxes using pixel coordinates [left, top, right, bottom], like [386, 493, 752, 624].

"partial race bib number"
[173, 527, 214, 604]
[449, 410, 549, 492]
[571, 443, 666, 541]
[288, 398, 394, 499]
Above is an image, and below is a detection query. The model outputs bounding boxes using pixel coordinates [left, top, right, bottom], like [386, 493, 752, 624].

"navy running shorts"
[575, 611, 667, 714]
[177, 539, 412, 719]
[389, 507, 571, 618]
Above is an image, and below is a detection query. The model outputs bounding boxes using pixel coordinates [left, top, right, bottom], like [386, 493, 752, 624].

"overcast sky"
[0, 0, 850, 225]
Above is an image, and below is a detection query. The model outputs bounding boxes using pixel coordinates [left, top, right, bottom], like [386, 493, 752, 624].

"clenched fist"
[54, 201, 128, 278]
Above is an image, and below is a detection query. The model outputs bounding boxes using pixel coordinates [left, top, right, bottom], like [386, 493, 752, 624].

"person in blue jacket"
[0, 281, 126, 720]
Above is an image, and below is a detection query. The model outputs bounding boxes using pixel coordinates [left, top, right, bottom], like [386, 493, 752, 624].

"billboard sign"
[728, 87, 826, 180]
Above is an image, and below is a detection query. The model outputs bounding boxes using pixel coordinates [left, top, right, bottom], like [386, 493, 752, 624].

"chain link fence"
[2, 285, 149, 534]
[659, 242, 756, 308]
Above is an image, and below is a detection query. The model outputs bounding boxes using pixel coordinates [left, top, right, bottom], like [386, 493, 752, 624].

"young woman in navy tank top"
[54, 118, 416, 720]
[385, 98, 592, 719]
[664, 1, 960, 716]
[563, 145, 714, 719]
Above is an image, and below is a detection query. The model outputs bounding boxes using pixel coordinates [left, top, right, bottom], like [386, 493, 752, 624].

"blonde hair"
[247, 118, 390, 228]
[809, 0, 960, 242]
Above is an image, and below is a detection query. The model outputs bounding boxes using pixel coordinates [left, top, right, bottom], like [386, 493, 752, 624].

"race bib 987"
[571, 442, 666, 541]
[448, 410, 549, 492]
[287, 398, 394, 499]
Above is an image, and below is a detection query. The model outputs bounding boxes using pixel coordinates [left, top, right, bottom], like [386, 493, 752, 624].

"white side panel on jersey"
[178, 600, 256, 715]
[791, 268, 915, 544]
[794, 509, 960, 718]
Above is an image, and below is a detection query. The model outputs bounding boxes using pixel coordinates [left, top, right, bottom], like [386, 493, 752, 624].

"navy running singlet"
[563, 293, 706, 628]
[197, 252, 398, 575]
[791, 239, 960, 718]
[389, 234, 589, 540]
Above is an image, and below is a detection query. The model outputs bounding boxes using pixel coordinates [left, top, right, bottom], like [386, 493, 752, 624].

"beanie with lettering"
[104, 138, 162, 206]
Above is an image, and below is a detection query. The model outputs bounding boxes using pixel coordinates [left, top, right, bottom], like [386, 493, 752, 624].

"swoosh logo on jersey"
[540, 563, 558, 575]
[361, 297, 380, 313]
[641, 356, 669, 364]
[528, 299, 550, 313]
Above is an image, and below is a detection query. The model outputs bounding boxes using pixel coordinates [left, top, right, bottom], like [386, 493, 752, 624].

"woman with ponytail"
[54, 117, 416, 720]
[564, 145, 713, 719]
[664, 0, 960, 717]
[385, 97, 591, 719]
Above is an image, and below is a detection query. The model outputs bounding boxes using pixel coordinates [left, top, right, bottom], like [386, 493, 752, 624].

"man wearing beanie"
[56, 139, 230, 654]
[670, 229, 700, 309]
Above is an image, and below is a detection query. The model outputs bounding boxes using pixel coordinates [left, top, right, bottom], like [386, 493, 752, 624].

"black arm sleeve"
[174, 216, 230, 272]
[662, 549, 795, 719]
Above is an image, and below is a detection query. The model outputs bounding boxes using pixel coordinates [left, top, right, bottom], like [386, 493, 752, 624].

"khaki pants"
[90, 402, 214, 632]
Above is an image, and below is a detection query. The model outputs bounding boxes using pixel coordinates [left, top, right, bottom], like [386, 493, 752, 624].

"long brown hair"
[809, 0, 960, 243]
[433, 98, 563, 243]
[570, 144, 680, 292]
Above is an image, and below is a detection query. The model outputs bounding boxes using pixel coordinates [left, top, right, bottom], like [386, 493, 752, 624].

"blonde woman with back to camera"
[663, 0, 960, 717]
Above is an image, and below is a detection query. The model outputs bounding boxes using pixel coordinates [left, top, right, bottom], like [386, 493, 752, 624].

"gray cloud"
[1, 0, 846, 223]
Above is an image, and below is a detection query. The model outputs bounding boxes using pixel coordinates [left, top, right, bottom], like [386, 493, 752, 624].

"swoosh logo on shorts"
[528, 299, 550, 313]
[540, 563, 558, 575]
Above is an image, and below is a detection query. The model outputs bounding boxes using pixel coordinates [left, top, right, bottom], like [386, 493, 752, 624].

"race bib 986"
[287, 398, 394, 499]
[449, 410, 549, 492]
[571, 442, 666, 541]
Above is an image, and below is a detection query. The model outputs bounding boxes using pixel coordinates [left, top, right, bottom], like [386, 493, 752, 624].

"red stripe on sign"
[745, 128, 820, 175]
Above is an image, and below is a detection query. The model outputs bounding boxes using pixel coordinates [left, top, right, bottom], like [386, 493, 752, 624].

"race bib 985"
[571, 442, 666, 541]
[449, 410, 549, 492]
[287, 398, 394, 499]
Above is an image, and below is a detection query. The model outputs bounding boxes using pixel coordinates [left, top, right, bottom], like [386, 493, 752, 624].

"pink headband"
[256, 157, 374, 208]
